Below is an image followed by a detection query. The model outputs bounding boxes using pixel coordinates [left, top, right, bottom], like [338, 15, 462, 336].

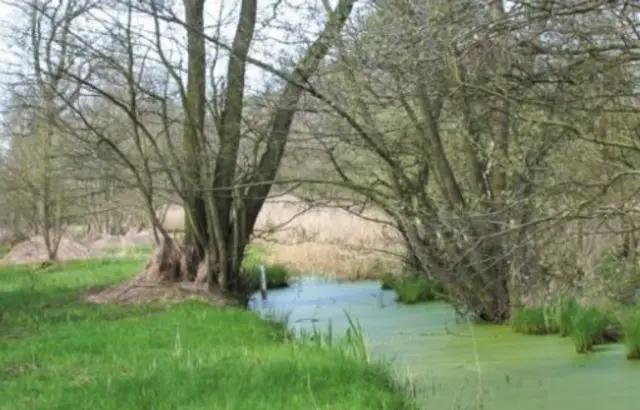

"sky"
[0, 0, 351, 142]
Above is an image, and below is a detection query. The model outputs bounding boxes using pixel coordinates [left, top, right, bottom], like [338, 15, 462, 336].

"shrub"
[623, 309, 640, 360]
[393, 276, 442, 304]
[380, 273, 396, 290]
[570, 306, 610, 354]
[242, 244, 269, 269]
[243, 263, 290, 291]
[241, 245, 290, 291]
[511, 305, 558, 335]
[556, 297, 581, 337]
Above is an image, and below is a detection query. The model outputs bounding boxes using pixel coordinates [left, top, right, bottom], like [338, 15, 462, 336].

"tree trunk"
[138, 0, 358, 303]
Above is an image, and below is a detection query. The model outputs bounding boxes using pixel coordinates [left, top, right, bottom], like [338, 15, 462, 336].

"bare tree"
[8, 0, 357, 300]
[291, 0, 640, 322]
[1, 0, 97, 259]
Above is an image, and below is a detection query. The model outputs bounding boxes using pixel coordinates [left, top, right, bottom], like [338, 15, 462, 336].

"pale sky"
[0, 0, 353, 134]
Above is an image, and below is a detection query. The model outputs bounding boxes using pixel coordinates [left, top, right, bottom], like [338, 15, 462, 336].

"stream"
[249, 277, 640, 410]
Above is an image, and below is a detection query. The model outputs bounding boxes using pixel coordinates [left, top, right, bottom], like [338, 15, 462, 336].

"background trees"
[1, 0, 640, 319]
[1, 0, 357, 299]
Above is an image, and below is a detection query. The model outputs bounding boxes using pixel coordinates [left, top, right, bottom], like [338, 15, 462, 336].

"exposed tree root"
[84, 240, 239, 307]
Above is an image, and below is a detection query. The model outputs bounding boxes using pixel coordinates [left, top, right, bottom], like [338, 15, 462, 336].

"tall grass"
[242, 245, 291, 291]
[511, 305, 558, 335]
[263, 308, 419, 405]
[623, 309, 640, 360]
[384, 275, 444, 304]
[266, 309, 371, 364]
[556, 297, 581, 337]
[570, 306, 610, 353]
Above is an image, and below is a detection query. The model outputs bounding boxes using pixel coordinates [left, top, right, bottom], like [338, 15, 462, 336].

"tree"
[11, 0, 357, 300]
[1, 0, 97, 259]
[292, 0, 640, 322]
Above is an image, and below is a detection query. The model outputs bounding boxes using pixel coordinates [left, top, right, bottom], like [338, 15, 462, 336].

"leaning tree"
[292, 0, 640, 322]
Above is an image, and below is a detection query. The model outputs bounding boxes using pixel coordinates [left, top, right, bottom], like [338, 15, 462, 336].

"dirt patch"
[2, 236, 90, 264]
[91, 235, 136, 249]
[84, 275, 239, 307]
[85, 242, 237, 307]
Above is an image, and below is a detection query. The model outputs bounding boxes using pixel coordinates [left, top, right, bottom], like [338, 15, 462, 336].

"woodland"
[1, 0, 640, 323]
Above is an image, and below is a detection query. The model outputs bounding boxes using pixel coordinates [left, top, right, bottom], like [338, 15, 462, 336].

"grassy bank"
[380, 274, 445, 304]
[0, 260, 414, 409]
[509, 298, 640, 357]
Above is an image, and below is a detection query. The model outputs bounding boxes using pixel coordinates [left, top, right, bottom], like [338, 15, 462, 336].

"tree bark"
[146, 0, 358, 301]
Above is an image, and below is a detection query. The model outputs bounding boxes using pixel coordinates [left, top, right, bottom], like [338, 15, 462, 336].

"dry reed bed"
[253, 195, 402, 278]
[5, 195, 633, 287]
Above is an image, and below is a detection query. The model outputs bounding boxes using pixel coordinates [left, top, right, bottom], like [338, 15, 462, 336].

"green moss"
[511, 306, 558, 335]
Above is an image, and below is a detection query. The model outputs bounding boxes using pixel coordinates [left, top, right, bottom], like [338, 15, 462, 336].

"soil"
[84, 241, 239, 307]
[2, 236, 90, 264]
[84, 275, 239, 307]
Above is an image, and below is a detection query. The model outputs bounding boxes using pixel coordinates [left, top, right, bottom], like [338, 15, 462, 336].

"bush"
[380, 273, 395, 290]
[392, 276, 443, 304]
[570, 306, 610, 354]
[623, 309, 640, 360]
[241, 245, 290, 292]
[556, 297, 581, 337]
[243, 263, 290, 291]
[511, 305, 558, 335]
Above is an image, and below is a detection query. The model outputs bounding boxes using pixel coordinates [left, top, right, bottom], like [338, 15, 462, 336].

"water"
[250, 277, 640, 410]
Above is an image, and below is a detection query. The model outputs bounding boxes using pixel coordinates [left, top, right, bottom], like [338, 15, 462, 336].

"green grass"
[99, 244, 153, 259]
[386, 276, 443, 304]
[570, 306, 610, 354]
[0, 259, 414, 409]
[623, 308, 640, 360]
[511, 305, 558, 335]
[241, 244, 291, 291]
[556, 297, 581, 337]
[379, 273, 395, 290]
[243, 263, 290, 290]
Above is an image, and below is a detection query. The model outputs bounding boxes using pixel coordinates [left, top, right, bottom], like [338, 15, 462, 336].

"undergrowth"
[381, 274, 444, 304]
[569, 306, 610, 353]
[242, 244, 291, 291]
[623, 308, 640, 360]
[511, 305, 558, 335]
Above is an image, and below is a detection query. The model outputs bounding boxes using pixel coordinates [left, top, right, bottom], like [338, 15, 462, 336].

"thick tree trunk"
[139, 0, 358, 303]
[181, 0, 208, 260]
